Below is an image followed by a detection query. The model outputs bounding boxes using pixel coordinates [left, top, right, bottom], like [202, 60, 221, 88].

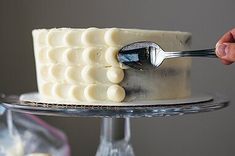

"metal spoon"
[118, 41, 217, 70]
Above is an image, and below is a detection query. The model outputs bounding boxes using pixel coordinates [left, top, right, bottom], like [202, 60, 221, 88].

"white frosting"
[106, 67, 124, 83]
[107, 85, 125, 102]
[33, 28, 191, 102]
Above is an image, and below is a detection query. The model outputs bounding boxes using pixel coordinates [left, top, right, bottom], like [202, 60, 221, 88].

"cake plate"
[0, 93, 229, 156]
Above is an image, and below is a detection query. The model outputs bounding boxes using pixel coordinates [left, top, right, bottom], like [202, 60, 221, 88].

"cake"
[32, 28, 191, 103]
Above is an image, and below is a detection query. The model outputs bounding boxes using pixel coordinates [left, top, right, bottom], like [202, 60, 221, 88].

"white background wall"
[1, 0, 235, 155]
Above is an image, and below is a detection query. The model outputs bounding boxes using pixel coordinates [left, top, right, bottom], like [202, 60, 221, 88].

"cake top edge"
[32, 27, 192, 36]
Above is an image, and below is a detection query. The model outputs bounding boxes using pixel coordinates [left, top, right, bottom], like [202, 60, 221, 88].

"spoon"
[117, 41, 217, 70]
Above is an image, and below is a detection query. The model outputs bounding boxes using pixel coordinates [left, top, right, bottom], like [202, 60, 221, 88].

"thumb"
[216, 43, 235, 63]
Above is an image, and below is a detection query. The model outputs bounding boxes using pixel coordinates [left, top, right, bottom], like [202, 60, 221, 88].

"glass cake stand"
[0, 93, 229, 156]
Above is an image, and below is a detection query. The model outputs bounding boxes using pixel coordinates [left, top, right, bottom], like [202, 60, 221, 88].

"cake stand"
[0, 93, 229, 156]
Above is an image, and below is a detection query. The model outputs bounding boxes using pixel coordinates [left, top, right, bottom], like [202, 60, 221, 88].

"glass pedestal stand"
[0, 93, 229, 156]
[96, 118, 134, 156]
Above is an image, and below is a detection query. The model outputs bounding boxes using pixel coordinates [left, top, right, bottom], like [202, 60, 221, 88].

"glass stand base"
[0, 93, 229, 155]
[96, 118, 135, 156]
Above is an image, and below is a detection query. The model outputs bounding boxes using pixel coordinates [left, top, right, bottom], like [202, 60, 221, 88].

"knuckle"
[226, 44, 235, 61]
[231, 28, 235, 36]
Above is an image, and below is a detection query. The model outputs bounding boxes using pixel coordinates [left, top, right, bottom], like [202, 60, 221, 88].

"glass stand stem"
[96, 118, 135, 156]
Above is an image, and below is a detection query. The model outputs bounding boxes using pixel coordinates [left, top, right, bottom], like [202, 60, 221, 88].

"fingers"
[216, 28, 235, 45]
[220, 59, 233, 65]
[216, 28, 235, 65]
[216, 43, 235, 64]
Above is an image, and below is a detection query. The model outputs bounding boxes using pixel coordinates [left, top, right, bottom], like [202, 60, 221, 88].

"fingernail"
[217, 44, 227, 57]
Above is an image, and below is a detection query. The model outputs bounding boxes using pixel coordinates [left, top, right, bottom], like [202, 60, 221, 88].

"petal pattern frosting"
[33, 28, 191, 102]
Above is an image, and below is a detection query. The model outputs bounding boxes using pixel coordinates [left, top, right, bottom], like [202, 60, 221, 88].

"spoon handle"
[165, 48, 217, 58]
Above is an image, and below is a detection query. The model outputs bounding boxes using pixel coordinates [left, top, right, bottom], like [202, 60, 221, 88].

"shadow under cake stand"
[0, 93, 229, 156]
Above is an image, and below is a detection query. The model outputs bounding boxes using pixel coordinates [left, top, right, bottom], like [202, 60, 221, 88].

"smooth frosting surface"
[33, 28, 191, 102]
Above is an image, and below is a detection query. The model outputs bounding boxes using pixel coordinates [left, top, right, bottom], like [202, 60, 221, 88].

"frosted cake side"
[32, 28, 191, 103]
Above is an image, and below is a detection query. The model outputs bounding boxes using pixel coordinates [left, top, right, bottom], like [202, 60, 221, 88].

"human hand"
[216, 28, 235, 65]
